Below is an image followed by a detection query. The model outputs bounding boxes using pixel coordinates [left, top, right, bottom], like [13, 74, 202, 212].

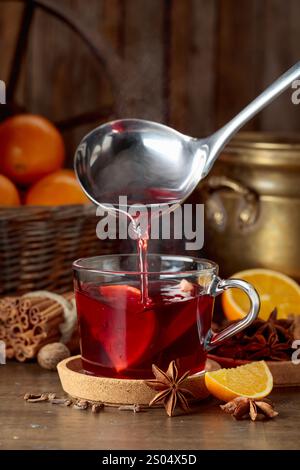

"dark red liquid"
[75, 280, 214, 379]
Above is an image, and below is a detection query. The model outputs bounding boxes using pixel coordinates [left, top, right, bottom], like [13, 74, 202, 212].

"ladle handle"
[204, 61, 300, 176]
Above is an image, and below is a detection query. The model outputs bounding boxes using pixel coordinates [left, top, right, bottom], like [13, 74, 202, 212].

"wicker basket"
[0, 204, 116, 295]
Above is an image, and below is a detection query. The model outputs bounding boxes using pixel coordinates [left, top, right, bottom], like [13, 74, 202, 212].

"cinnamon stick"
[29, 309, 41, 326]
[32, 324, 45, 337]
[18, 332, 34, 347]
[9, 323, 24, 338]
[27, 334, 61, 357]
[14, 347, 26, 362]
[10, 337, 21, 347]
[0, 291, 76, 362]
[4, 307, 19, 326]
[19, 297, 44, 314]
[38, 311, 62, 325]
[33, 317, 63, 336]
[18, 298, 31, 314]
[20, 313, 29, 330]
[32, 299, 55, 311]
[29, 299, 56, 321]
[0, 297, 17, 308]
[39, 304, 64, 320]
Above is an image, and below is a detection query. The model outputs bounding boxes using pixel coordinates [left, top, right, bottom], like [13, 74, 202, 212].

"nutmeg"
[37, 342, 70, 370]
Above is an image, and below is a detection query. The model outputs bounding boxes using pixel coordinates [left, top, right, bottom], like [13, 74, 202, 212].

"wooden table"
[0, 362, 299, 450]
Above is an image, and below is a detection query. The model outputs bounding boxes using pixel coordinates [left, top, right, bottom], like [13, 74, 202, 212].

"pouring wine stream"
[75, 62, 300, 304]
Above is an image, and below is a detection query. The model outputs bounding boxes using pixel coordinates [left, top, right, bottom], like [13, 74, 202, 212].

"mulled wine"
[75, 278, 213, 379]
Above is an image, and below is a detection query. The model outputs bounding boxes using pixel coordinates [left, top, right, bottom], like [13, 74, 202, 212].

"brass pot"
[197, 133, 300, 281]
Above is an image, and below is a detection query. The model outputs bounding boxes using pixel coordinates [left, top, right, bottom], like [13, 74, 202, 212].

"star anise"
[243, 309, 294, 360]
[220, 397, 278, 421]
[214, 309, 294, 361]
[144, 360, 194, 417]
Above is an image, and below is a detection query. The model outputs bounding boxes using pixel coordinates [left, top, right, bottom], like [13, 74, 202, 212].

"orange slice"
[100, 284, 141, 302]
[97, 285, 156, 372]
[205, 361, 273, 402]
[222, 268, 300, 321]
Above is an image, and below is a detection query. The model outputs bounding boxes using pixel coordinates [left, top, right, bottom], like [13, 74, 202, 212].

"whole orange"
[0, 114, 65, 185]
[25, 169, 89, 206]
[0, 174, 20, 206]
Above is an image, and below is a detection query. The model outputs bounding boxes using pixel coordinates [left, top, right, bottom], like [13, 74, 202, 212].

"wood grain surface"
[0, 361, 299, 450]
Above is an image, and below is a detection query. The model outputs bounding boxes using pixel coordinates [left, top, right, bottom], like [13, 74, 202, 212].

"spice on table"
[24, 393, 40, 401]
[118, 404, 141, 413]
[144, 360, 194, 417]
[220, 397, 278, 421]
[91, 403, 104, 413]
[49, 398, 70, 405]
[64, 399, 73, 407]
[73, 399, 89, 410]
[23, 393, 105, 412]
[24, 392, 54, 402]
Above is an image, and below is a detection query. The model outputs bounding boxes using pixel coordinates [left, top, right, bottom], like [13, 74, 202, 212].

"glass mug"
[73, 254, 260, 379]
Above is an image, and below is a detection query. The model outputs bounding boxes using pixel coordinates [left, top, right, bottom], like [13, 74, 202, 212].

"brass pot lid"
[221, 132, 300, 168]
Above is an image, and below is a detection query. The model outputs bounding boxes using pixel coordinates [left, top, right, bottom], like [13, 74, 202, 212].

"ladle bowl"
[75, 62, 300, 209]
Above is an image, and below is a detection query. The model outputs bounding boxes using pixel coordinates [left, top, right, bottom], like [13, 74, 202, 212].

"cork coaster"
[57, 355, 221, 406]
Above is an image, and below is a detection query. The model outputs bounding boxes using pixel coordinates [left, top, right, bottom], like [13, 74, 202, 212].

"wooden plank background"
[0, 0, 299, 163]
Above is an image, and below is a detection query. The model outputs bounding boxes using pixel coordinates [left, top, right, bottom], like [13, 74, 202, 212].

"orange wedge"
[205, 361, 273, 402]
[222, 268, 300, 321]
[100, 284, 141, 301]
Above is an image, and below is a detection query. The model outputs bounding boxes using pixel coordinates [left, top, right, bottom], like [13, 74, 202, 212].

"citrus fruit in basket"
[25, 169, 89, 206]
[0, 114, 65, 185]
[0, 174, 20, 206]
[205, 361, 273, 402]
[222, 268, 300, 321]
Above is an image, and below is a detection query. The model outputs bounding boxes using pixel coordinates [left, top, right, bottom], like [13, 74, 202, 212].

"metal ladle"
[75, 62, 300, 210]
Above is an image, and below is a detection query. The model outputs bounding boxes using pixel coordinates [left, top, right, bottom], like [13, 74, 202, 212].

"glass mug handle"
[205, 275, 260, 351]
